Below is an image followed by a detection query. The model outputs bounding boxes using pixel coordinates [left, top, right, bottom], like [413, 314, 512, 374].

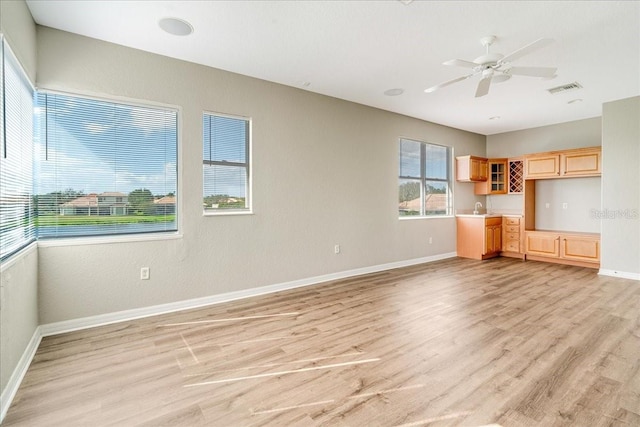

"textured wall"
[35, 27, 486, 324]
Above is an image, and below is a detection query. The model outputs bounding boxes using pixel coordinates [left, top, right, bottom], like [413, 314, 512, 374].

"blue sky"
[35, 94, 177, 196]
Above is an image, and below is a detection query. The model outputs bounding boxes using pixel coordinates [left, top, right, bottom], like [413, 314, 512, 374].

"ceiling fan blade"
[443, 59, 477, 68]
[475, 76, 492, 97]
[500, 38, 554, 63]
[508, 66, 557, 77]
[425, 74, 473, 93]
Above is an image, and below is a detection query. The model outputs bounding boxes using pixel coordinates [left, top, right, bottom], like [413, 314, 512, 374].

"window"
[398, 138, 452, 217]
[35, 92, 178, 238]
[202, 113, 250, 213]
[0, 38, 35, 260]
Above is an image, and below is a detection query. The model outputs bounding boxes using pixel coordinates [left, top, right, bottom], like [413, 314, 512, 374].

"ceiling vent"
[547, 82, 583, 95]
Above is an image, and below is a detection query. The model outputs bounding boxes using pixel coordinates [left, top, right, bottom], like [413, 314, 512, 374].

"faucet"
[473, 201, 482, 215]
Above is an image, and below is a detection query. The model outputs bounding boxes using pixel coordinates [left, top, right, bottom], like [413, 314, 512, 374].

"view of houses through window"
[398, 138, 452, 217]
[35, 92, 178, 238]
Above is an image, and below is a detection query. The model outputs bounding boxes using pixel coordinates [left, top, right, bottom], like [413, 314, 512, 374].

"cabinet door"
[484, 224, 502, 255]
[456, 156, 488, 182]
[561, 148, 601, 177]
[475, 159, 507, 195]
[561, 235, 600, 263]
[525, 232, 560, 257]
[524, 155, 560, 179]
[475, 158, 489, 181]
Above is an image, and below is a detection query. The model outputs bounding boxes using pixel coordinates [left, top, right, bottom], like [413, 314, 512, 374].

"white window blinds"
[36, 92, 178, 238]
[202, 113, 250, 212]
[0, 38, 35, 260]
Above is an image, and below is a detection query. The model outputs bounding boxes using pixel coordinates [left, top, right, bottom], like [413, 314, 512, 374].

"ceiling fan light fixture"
[492, 73, 511, 84]
[159, 17, 194, 36]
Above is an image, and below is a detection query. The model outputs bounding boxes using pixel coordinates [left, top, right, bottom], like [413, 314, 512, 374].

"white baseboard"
[40, 252, 456, 337]
[598, 269, 640, 281]
[0, 326, 42, 423]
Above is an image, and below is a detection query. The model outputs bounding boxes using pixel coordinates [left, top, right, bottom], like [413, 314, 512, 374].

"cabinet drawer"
[504, 225, 520, 234]
[504, 217, 520, 226]
[485, 217, 502, 227]
[504, 241, 520, 252]
[505, 233, 520, 241]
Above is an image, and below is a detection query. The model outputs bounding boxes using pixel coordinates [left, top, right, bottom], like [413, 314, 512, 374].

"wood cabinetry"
[485, 217, 502, 255]
[508, 158, 524, 194]
[525, 154, 560, 178]
[525, 231, 560, 257]
[524, 147, 601, 179]
[560, 234, 600, 263]
[475, 158, 508, 195]
[501, 216, 523, 258]
[561, 148, 601, 177]
[525, 230, 600, 268]
[456, 155, 488, 182]
[456, 216, 501, 260]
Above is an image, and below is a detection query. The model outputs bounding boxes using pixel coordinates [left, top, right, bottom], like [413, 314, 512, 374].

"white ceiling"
[26, 1, 640, 135]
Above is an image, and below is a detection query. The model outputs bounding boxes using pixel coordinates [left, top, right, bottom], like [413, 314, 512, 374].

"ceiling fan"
[425, 35, 557, 98]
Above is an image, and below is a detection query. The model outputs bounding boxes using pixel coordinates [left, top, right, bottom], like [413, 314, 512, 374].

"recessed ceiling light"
[568, 98, 583, 104]
[489, 116, 501, 120]
[159, 17, 193, 36]
[384, 88, 404, 96]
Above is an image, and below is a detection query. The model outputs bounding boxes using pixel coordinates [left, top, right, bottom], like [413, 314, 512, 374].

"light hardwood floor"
[4, 257, 640, 426]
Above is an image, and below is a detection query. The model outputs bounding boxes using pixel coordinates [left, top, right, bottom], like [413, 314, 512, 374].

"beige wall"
[36, 27, 485, 324]
[485, 117, 602, 232]
[0, 247, 38, 395]
[0, 0, 37, 81]
[0, 0, 38, 398]
[601, 96, 640, 276]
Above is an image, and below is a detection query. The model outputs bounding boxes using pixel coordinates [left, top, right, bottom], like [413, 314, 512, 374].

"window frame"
[202, 110, 252, 216]
[0, 36, 37, 261]
[398, 138, 453, 219]
[33, 89, 181, 243]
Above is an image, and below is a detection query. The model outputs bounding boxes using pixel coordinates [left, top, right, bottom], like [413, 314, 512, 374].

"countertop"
[455, 209, 523, 218]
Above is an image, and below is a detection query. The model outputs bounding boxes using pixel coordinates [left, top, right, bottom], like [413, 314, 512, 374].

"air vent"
[547, 82, 583, 95]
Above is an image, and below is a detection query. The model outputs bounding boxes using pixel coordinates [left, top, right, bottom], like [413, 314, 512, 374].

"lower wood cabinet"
[525, 230, 600, 268]
[501, 216, 523, 257]
[456, 216, 502, 260]
[485, 218, 502, 255]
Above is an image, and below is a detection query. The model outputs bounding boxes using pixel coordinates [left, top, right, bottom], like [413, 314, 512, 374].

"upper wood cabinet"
[524, 147, 601, 179]
[456, 155, 488, 182]
[475, 158, 508, 195]
[525, 154, 560, 179]
[561, 147, 601, 177]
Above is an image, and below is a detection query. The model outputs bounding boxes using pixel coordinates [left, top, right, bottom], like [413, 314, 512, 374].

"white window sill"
[203, 210, 254, 217]
[37, 231, 182, 248]
[399, 215, 454, 221]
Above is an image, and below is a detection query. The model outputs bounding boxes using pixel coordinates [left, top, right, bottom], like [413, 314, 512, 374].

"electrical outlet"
[428, 237, 433, 244]
[140, 267, 150, 280]
[334, 244, 340, 254]
[562, 203, 568, 209]
[545, 203, 550, 208]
